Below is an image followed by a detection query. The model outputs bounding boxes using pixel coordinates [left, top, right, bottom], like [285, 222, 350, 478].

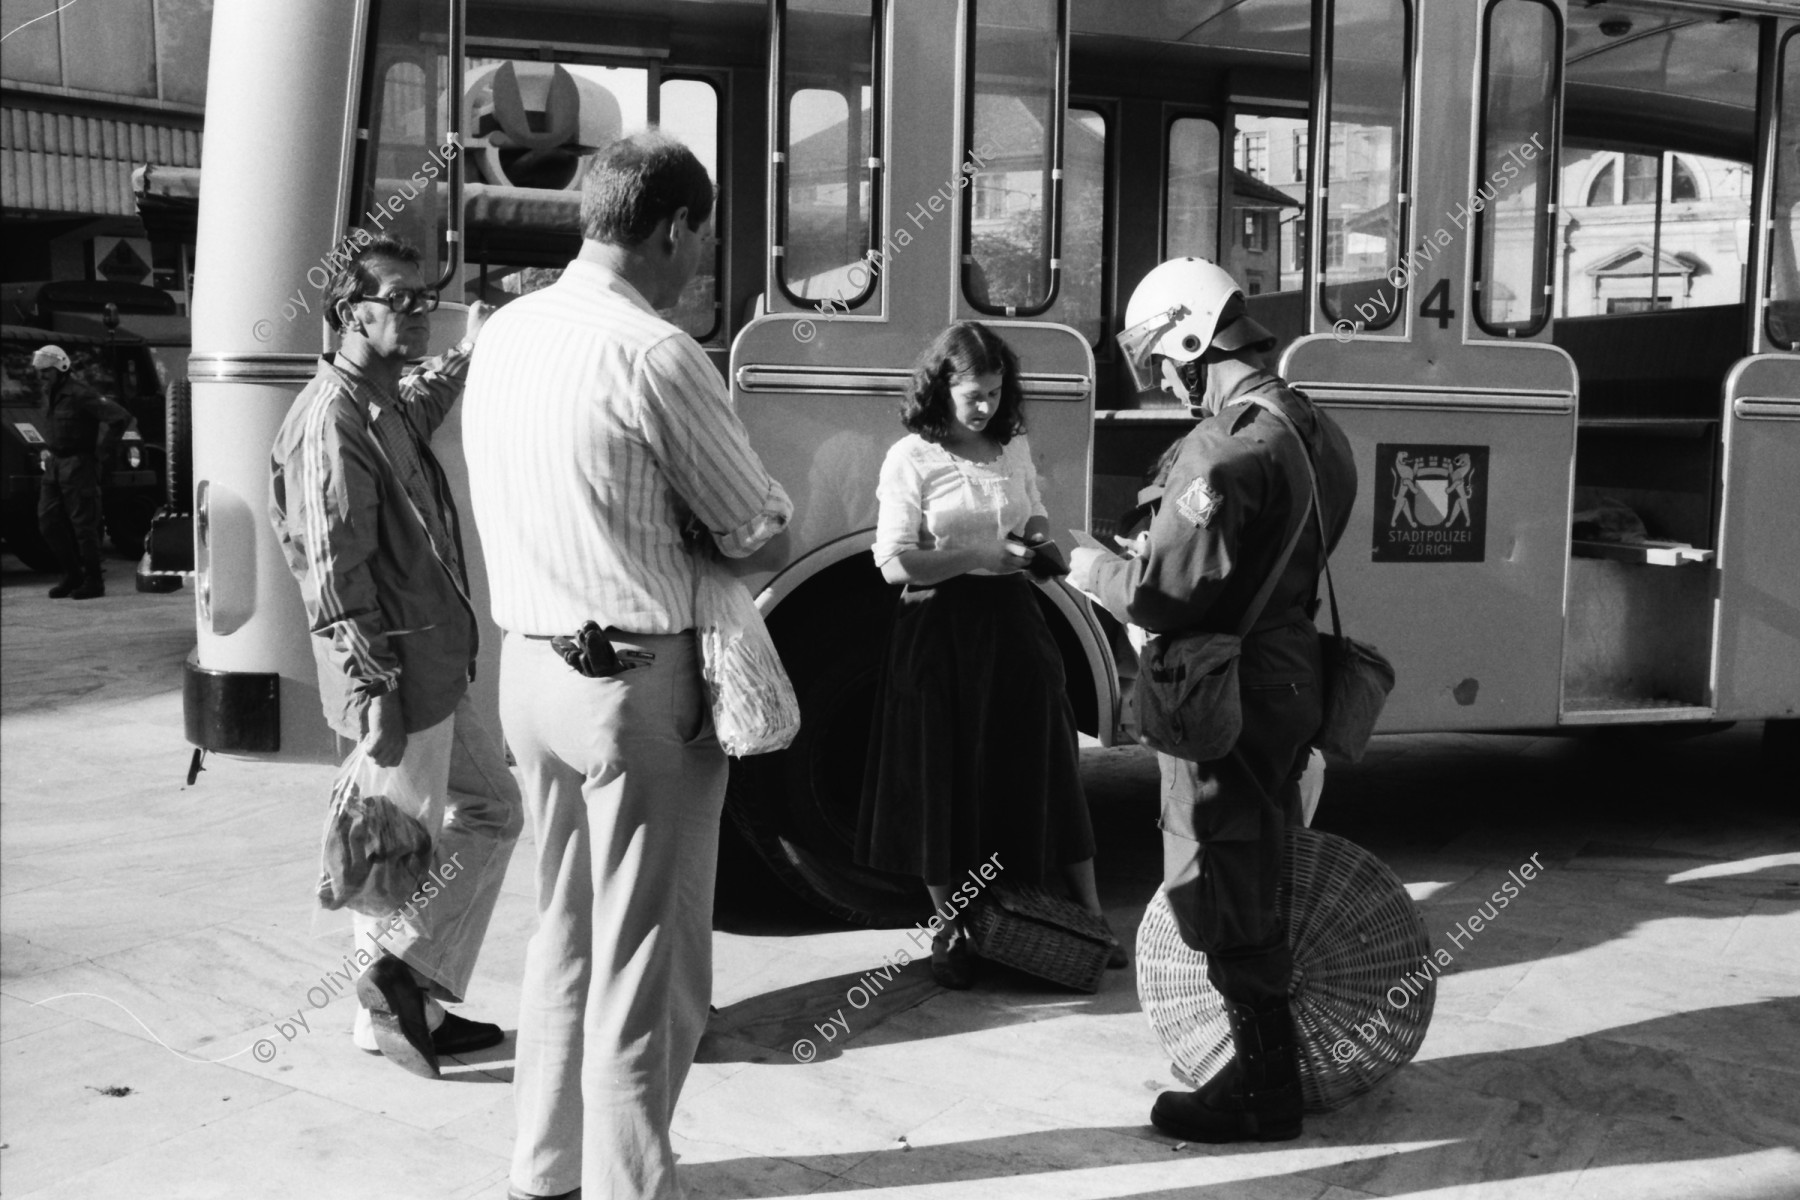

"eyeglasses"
[361, 287, 440, 316]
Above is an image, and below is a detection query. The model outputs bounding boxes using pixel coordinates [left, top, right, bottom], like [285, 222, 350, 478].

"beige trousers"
[501, 631, 726, 1200]
[350, 693, 523, 1002]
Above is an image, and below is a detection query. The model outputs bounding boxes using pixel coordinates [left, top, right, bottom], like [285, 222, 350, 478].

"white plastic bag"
[692, 554, 801, 757]
[316, 739, 440, 917]
[1298, 746, 1327, 827]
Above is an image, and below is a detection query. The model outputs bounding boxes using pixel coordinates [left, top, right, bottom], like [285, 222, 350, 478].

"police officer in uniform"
[1069, 258, 1357, 1144]
[32, 345, 132, 599]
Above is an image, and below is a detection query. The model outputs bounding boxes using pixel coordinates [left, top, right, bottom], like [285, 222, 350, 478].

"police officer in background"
[1069, 258, 1357, 1144]
[32, 345, 131, 599]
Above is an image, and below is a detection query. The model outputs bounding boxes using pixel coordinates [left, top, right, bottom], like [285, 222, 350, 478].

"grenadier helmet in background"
[31, 345, 71, 373]
[1116, 257, 1276, 410]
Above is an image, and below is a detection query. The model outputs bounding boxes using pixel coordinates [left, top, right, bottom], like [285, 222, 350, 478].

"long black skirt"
[856, 572, 1096, 887]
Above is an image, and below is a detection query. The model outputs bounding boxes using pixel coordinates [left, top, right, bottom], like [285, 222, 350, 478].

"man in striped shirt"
[464, 132, 791, 1200]
[269, 237, 523, 1081]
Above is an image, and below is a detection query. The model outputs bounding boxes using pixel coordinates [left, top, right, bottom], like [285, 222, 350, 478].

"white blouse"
[872, 433, 1049, 572]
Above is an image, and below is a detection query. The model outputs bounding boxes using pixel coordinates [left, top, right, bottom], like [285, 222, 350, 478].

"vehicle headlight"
[126, 446, 142, 469]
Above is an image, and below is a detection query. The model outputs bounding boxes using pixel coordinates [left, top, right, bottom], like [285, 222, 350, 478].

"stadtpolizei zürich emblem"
[1372, 444, 1488, 563]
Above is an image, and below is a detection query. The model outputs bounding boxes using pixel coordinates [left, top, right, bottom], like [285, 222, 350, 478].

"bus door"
[1283, 0, 1574, 733]
[1550, 8, 1782, 726]
[1716, 21, 1800, 724]
[726, 0, 1103, 922]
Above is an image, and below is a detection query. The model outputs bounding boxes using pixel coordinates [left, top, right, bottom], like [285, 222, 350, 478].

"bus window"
[662, 77, 722, 343]
[1230, 114, 1306, 296]
[1166, 116, 1220, 261]
[1319, 0, 1409, 328]
[963, 0, 1063, 316]
[1770, 32, 1800, 350]
[464, 59, 647, 190]
[778, 0, 881, 311]
[1473, 0, 1560, 337]
[457, 58, 724, 336]
[358, 0, 451, 284]
[1064, 106, 1108, 345]
[1560, 147, 1750, 317]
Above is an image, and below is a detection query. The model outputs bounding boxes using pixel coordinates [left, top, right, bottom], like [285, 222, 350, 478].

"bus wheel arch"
[726, 547, 917, 927]
[725, 538, 1120, 926]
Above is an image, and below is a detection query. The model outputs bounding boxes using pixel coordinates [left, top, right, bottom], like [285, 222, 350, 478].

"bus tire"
[1763, 718, 1800, 780]
[722, 558, 924, 928]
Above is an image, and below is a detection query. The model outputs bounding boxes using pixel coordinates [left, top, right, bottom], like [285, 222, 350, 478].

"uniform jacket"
[269, 348, 475, 740]
[42, 374, 131, 458]
[1085, 380, 1357, 683]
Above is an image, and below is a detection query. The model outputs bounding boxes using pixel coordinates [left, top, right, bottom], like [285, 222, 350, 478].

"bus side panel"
[728, 317, 1094, 596]
[1714, 356, 1800, 721]
[1315, 400, 1570, 732]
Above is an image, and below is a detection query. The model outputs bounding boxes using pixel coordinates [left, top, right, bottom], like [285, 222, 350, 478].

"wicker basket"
[1136, 825, 1436, 1113]
[967, 883, 1112, 993]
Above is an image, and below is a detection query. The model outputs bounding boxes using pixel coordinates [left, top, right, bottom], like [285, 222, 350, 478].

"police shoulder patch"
[1175, 476, 1223, 528]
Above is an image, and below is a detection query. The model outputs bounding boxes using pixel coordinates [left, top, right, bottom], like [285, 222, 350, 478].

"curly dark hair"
[899, 321, 1026, 445]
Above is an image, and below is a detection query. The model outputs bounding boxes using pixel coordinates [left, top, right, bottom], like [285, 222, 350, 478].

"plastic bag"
[316, 742, 437, 917]
[1298, 747, 1326, 827]
[692, 554, 801, 757]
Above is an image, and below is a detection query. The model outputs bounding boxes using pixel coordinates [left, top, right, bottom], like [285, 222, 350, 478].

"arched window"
[1623, 153, 1659, 204]
[1670, 156, 1699, 202]
[1586, 158, 1616, 206]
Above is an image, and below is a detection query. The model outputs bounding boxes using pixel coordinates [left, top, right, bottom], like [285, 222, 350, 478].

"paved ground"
[1, 559, 1797, 1199]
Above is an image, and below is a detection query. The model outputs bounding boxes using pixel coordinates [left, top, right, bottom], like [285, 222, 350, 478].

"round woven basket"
[1136, 825, 1436, 1113]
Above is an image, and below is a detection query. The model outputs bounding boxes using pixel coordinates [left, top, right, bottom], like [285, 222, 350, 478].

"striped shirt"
[463, 259, 792, 636]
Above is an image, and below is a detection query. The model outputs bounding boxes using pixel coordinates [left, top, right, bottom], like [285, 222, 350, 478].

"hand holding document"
[1069, 529, 1150, 557]
[1067, 530, 1125, 607]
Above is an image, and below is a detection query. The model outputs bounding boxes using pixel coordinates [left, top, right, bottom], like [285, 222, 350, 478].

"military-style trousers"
[1157, 664, 1321, 1005]
[38, 452, 103, 574]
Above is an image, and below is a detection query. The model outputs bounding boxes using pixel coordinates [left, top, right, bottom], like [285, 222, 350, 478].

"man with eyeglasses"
[269, 235, 524, 1080]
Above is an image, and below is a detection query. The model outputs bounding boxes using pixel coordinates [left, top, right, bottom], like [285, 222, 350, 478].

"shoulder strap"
[1232, 398, 1315, 639]
[1248, 396, 1344, 638]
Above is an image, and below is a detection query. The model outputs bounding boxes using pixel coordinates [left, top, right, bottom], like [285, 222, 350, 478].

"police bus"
[178, 0, 1799, 923]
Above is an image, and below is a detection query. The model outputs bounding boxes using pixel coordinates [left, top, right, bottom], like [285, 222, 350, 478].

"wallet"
[1010, 535, 1070, 579]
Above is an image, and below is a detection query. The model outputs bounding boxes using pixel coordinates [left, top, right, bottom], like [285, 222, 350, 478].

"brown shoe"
[47, 572, 82, 598]
[355, 955, 439, 1078]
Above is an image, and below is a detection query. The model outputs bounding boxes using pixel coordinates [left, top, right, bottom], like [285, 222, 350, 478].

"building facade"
[1, 0, 212, 320]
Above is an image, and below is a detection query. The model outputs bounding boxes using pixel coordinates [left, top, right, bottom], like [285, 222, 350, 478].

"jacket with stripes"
[269, 349, 476, 740]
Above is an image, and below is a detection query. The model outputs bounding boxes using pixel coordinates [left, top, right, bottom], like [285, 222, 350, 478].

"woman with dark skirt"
[857, 321, 1125, 988]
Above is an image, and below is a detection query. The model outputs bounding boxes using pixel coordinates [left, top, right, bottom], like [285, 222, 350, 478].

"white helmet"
[31, 344, 71, 372]
[1116, 257, 1274, 403]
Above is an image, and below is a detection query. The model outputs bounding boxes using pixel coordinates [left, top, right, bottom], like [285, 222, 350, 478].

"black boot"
[47, 571, 83, 598]
[1150, 996, 1303, 1143]
[71, 556, 104, 600]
